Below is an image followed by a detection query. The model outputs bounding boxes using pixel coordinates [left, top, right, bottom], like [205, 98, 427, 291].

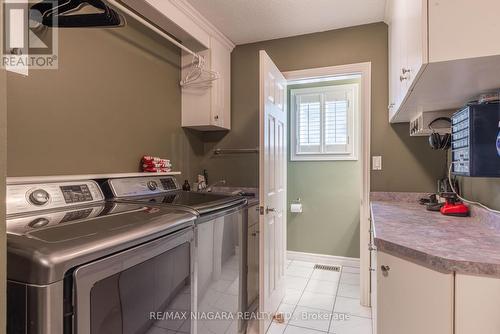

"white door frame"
[283, 62, 372, 307]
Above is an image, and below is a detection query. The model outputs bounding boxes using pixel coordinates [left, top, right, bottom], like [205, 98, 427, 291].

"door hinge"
[259, 206, 265, 215]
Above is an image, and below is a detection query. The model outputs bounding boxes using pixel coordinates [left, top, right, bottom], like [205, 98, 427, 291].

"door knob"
[266, 207, 276, 214]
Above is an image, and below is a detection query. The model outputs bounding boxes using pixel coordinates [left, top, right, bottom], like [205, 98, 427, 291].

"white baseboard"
[287, 250, 360, 268]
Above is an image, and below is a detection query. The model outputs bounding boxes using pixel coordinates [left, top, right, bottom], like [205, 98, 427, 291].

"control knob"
[29, 189, 50, 206]
[147, 181, 158, 191]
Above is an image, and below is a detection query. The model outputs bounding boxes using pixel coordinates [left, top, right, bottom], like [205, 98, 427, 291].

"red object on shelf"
[141, 155, 172, 173]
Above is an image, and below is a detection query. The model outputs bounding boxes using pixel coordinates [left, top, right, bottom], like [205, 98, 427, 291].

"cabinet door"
[210, 36, 231, 130]
[369, 232, 377, 334]
[247, 223, 259, 306]
[402, 0, 427, 90]
[377, 252, 454, 334]
[455, 274, 500, 334]
[387, 0, 404, 120]
[428, 0, 500, 62]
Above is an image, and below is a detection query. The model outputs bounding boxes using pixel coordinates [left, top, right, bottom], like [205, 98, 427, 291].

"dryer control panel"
[107, 176, 180, 197]
[7, 180, 104, 215]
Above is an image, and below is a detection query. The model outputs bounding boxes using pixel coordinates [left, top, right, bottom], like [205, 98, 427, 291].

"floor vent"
[313, 264, 341, 272]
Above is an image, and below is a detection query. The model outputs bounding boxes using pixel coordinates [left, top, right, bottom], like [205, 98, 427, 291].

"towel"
[143, 167, 172, 173]
[141, 155, 172, 173]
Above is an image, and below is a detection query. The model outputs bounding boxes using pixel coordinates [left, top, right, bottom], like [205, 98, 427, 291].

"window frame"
[290, 83, 359, 161]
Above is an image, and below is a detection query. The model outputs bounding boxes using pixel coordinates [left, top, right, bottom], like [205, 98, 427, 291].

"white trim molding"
[287, 251, 360, 269]
[170, 0, 235, 51]
[284, 62, 372, 307]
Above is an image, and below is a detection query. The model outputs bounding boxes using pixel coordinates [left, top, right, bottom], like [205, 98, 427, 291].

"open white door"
[259, 50, 287, 333]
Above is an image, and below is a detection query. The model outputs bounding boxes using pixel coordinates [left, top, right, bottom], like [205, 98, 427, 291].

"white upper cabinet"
[181, 36, 232, 131]
[387, 0, 500, 123]
[387, 0, 404, 119]
[387, 0, 427, 120]
[428, 0, 500, 62]
[121, 0, 234, 131]
[402, 0, 427, 92]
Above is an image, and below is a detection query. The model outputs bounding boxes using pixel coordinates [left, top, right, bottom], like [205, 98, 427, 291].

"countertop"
[208, 186, 259, 207]
[371, 192, 500, 277]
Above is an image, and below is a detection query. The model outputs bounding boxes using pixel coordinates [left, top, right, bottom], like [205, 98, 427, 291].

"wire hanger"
[180, 55, 220, 88]
[31, 0, 125, 28]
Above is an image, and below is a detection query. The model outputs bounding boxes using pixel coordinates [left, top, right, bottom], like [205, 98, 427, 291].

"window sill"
[290, 155, 358, 162]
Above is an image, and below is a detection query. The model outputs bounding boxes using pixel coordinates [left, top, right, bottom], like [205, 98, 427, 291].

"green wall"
[202, 22, 447, 191]
[287, 79, 361, 257]
[202, 22, 447, 257]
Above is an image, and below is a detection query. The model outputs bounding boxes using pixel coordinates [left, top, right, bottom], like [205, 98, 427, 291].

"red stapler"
[439, 192, 469, 217]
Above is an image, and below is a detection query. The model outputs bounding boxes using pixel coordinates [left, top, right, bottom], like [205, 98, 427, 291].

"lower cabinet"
[455, 274, 500, 334]
[247, 205, 259, 308]
[377, 251, 454, 334]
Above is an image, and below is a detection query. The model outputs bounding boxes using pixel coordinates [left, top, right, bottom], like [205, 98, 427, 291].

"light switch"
[372, 156, 382, 170]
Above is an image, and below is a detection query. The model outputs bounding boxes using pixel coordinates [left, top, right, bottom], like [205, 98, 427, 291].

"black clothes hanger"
[31, 0, 123, 28]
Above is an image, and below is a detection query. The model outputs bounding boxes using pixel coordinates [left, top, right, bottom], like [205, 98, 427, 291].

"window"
[290, 83, 358, 161]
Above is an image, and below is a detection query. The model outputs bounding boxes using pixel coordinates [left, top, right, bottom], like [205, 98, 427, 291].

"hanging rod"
[213, 148, 259, 155]
[105, 0, 201, 60]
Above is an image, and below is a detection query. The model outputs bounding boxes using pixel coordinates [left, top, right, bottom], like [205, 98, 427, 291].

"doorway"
[284, 62, 371, 306]
[258, 56, 372, 334]
[287, 75, 362, 258]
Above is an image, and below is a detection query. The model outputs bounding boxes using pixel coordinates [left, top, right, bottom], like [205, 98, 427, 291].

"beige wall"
[7, 24, 204, 179]
[460, 178, 500, 210]
[201, 22, 447, 256]
[202, 23, 447, 192]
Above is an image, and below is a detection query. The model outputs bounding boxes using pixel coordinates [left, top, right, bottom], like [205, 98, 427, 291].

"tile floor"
[266, 259, 372, 334]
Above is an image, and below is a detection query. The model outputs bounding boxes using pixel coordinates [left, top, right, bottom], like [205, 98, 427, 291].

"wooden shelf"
[6, 172, 181, 185]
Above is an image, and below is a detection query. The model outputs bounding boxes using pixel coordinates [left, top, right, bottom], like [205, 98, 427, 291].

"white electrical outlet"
[372, 156, 382, 170]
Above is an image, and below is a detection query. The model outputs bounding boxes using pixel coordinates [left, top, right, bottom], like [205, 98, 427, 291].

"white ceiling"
[187, 0, 387, 45]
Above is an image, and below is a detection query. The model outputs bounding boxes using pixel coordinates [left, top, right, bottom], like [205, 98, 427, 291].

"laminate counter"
[371, 192, 500, 277]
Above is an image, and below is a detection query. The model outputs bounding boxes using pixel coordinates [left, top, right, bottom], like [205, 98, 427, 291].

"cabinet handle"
[251, 231, 259, 237]
[388, 103, 395, 109]
[214, 115, 219, 121]
[401, 67, 411, 74]
[399, 74, 408, 82]
[381, 265, 390, 276]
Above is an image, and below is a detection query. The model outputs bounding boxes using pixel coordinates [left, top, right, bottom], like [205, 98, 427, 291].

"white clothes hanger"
[180, 55, 220, 88]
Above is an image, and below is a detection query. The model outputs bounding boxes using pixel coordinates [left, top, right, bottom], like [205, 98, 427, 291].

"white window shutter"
[291, 83, 358, 161]
[297, 94, 321, 153]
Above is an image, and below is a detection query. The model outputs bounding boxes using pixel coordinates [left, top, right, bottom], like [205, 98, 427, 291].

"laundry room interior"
[1, 1, 500, 334]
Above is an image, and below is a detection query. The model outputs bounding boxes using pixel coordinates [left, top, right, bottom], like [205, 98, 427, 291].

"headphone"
[428, 117, 452, 150]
